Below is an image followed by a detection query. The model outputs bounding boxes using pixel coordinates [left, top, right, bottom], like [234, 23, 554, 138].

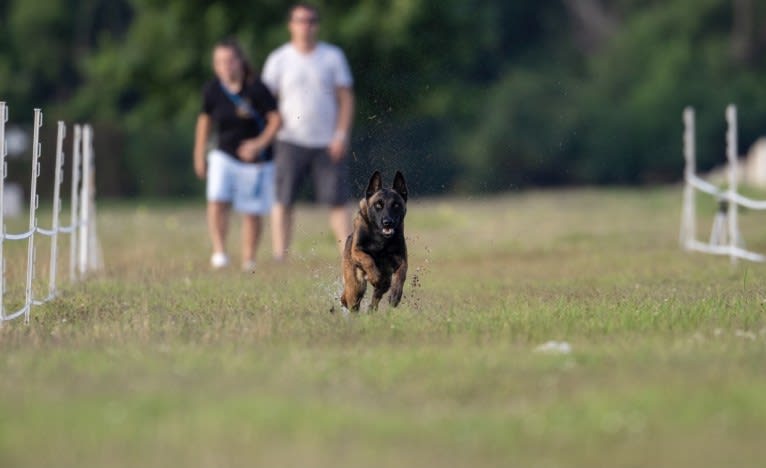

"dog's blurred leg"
[342, 263, 366, 312]
[388, 259, 407, 307]
[370, 277, 391, 311]
[341, 281, 365, 312]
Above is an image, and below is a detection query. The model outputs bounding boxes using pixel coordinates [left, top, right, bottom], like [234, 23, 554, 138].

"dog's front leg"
[341, 267, 366, 312]
[388, 257, 408, 307]
[351, 249, 382, 286]
[370, 276, 391, 311]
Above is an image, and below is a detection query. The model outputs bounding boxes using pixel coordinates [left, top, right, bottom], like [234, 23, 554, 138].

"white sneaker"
[210, 252, 229, 269]
[242, 260, 257, 272]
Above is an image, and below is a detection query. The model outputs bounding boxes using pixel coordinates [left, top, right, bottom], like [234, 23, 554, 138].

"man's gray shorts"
[274, 140, 351, 206]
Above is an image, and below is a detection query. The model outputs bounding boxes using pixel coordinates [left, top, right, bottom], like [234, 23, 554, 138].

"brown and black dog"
[341, 171, 408, 312]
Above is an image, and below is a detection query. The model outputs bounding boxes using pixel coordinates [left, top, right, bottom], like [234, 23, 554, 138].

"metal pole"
[726, 104, 739, 265]
[0, 102, 7, 322]
[70, 125, 81, 282]
[24, 109, 43, 323]
[79, 125, 91, 275]
[85, 125, 100, 271]
[47, 121, 66, 299]
[681, 107, 696, 248]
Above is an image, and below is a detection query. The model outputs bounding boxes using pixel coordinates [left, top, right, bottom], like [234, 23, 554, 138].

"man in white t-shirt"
[262, 2, 355, 261]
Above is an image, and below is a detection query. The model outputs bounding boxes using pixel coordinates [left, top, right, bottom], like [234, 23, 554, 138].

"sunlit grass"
[2, 187, 766, 467]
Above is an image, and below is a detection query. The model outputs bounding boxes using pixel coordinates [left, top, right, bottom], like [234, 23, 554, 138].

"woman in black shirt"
[193, 38, 280, 271]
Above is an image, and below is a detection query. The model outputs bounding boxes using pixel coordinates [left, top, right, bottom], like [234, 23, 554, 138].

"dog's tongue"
[382, 227, 394, 236]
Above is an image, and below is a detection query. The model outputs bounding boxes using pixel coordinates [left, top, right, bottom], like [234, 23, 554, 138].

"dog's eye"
[375, 202, 384, 210]
[392, 202, 399, 209]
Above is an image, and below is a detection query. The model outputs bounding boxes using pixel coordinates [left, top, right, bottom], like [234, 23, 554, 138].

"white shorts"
[206, 149, 275, 215]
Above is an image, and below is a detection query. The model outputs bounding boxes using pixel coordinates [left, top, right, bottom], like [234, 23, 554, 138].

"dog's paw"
[388, 286, 403, 307]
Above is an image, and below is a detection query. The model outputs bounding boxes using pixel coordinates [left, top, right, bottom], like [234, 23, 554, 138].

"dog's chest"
[372, 240, 403, 271]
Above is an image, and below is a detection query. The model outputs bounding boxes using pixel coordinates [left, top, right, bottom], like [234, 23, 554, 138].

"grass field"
[2, 187, 766, 468]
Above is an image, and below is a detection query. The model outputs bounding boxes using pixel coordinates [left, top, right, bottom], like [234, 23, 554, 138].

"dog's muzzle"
[382, 219, 395, 237]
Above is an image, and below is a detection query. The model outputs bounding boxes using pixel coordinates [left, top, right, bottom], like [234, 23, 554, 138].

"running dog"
[341, 170, 408, 312]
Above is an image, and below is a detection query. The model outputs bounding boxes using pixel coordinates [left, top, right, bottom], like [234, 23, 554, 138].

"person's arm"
[237, 111, 282, 162]
[261, 52, 280, 98]
[328, 86, 355, 162]
[193, 113, 211, 179]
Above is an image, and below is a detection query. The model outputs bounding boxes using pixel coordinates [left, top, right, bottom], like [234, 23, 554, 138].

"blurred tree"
[459, 0, 766, 189]
[3, 0, 766, 196]
[0, 0, 132, 197]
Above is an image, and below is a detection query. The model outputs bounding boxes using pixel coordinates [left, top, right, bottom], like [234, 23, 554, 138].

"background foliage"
[2, 0, 766, 197]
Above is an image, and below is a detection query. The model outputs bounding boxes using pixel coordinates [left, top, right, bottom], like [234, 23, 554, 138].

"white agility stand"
[680, 104, 766, 263]
[0, 102, 101, 324]
[79, 124, 102, 274]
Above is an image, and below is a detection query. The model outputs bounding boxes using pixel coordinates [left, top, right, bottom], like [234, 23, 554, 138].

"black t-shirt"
[201, 78, 277, 163]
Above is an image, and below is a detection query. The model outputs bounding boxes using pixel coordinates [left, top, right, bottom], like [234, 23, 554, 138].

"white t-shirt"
[262, 42, 353, 148]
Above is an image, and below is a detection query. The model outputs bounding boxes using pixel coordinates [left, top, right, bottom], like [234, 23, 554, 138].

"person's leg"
[271, 202, 293, 261]
[208, 201, 230, 266]
[206, 150, 236, 268]
[329, 204, 352, 255]
[312, 150, 352, 255]
[272, 141, 310, 261]
[241, 214, 262, 270]
[234, 161, 273, 270]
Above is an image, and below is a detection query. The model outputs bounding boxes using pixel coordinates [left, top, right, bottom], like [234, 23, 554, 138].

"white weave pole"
[0, 106, 101, 324]
[78, 125, 90, 275]
[69, 125, 81, 282]
[23, 109, 43, 323]
[680, 106, 696, 248]
[726, 104, 739, 264]
[78, 125, 101, 274]
[84, 125, 101, 271]
[45, 121, 66, 298]
[679, 104, 766, 262]
[0, 102, 7, 321]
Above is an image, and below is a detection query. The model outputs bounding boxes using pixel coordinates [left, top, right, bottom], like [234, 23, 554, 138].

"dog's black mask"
[365, 170, 408, 238]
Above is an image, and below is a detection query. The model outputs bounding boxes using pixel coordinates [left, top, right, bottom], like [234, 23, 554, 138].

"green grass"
[2, 187, 766, 467]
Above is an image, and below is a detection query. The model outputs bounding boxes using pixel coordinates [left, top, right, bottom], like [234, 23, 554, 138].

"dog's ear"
[358, 198, 369, 219]
[365, 170, 382, 200]
[392, 171, 408, 202]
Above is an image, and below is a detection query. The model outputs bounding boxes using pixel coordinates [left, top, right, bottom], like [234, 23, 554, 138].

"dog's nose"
[382, 218, 394, 228]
